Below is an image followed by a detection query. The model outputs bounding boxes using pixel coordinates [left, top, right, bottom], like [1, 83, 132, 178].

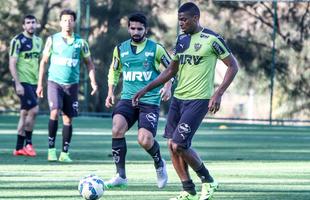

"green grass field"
[0, 115, 310, 200]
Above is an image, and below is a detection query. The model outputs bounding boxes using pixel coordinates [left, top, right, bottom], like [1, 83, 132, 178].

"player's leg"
[58, 83, 78, 163]
[47, 81, 62, 161]
[137, 103, 167, 188]
[13, 83, 34, 156]
[23, 105, 39, 156]
[106, 100, 137, 188]
[58, 114, 73, 162]
[164, 98, 198, 199]
[171, 99, 218, 200]
[13, 109, 28, 156]
[23, 84, 39, 156]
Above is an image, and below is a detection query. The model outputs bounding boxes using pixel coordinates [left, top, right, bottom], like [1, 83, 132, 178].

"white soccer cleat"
[156, 159, 168, 189]
[105, 173, 128, 189]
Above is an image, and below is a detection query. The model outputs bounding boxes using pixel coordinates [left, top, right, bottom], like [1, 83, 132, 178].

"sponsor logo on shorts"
[178, 123, 191, 134]
[49, 101, 53, 108]
[146, 112, 157, 128]
[146, 113, 157, 122]
[72, 101, 79, 111]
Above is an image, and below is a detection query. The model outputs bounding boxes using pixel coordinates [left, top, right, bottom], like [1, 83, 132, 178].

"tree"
[204, 2, 310, 118]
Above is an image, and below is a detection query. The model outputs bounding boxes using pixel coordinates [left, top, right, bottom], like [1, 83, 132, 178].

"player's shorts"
[47, 80, 79, 118]
[164, 97, 209, 149]
[112, 99, 159, 137]
[16, 82, 38, 110]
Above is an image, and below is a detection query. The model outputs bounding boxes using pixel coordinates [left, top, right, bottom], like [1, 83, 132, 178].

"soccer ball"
[78, 174, 105, 200]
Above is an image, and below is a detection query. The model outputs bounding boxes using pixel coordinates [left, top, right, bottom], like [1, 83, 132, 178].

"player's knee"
[20, 110, 28, 118]
[137, 133, 153, 148]
[112, 126, 125, 138]
[62, 115, 72, 125]
[171, 141, 186, 155]
[29, 106, 39, 117]
[50, 109, 59, 120]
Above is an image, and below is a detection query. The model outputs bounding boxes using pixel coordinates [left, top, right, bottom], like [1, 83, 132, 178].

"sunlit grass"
[0, 115, 309, 200]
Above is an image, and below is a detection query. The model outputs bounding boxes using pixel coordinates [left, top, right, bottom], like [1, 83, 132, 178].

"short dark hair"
[60, 9, 76, 21]
[23, 15, 36, 24]
[128, 12, 147, 28]
[178, 2, 200, 17]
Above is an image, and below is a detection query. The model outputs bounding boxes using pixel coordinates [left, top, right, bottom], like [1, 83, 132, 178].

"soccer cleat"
[13, 148, 28, 156]
[58, 152, 73, 163]
[169, 191, 199, 200]
[48, 148, 57, 161]
[105, 173, 128, 189]
[199, 181, 219, 200]
[156, 159, 168, 188]
[24, 144, 36, 157]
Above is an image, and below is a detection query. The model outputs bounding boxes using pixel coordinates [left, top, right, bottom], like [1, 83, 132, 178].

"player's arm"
[106, 46, 122, 108]
[81, 40, 98, 96]
[37, 36, 52, 98]
[208, 36, 239, 114]
[156, 44, 173, 101]
[9, 38, 24, 95]
[132, 59, 179, 106]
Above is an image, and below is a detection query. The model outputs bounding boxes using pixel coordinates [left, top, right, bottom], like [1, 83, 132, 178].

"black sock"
[48, 119, 58, 148]
[146, 140, 163, 169]
[16, 135, 25, 150]
[195, 163, 214, 183]
[112, 138, 127, 179]
[62, 125, 72, 153]
[24, 130, 32, 145]
[182, 179, 196, 195]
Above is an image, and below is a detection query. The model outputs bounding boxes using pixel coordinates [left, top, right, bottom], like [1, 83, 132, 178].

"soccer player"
[105, 13, 172, 189]
[133, 2, 239, 200]
[9, 15, 43, 157]
[36, 9, 98, 163]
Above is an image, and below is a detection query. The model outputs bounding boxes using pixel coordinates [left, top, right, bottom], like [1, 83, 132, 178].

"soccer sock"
[182, 179, 196, 195]
[48, 119, 58, 148]
[24, 130, 33, 145]
[112, 138, 127, 179]
[16, 135, 25, 150]
[195, 163, 214, 183]
[62, 125, 72, 153]
[146, 140, 163, 169]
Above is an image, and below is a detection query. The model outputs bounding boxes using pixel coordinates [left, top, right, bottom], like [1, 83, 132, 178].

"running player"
[105, 13, 172, 189]
[133, 3, 239, 200]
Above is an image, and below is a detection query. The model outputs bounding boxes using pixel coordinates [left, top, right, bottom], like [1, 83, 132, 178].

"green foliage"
[204, 2, 310, 118]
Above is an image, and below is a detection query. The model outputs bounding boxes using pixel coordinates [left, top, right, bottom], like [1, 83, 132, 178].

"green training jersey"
[172, 28, 231, 100]
[9, 32, 43, 84]
[47, 32, 91, 85]
[108, 39, 171, 106]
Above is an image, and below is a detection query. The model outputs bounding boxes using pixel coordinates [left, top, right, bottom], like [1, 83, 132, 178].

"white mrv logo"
[123, 71, 152, 81]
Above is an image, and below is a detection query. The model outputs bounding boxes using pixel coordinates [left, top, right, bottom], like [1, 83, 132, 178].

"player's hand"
[159, 86, 171, 102]
[105, 94, 115, 108]
[36, 85, 44, 98]
[132, 89, 147, 107]
[15, 83, 24, 96]
[90, 82, 98, 96]
[208, 93, 222, 114]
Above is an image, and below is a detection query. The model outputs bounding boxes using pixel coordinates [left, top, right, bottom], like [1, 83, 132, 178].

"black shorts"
[16, 82, 38, 110]
[164, 97, 209, 149]
[47, 80, 79, 118]
[112, 99, 160, 137]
